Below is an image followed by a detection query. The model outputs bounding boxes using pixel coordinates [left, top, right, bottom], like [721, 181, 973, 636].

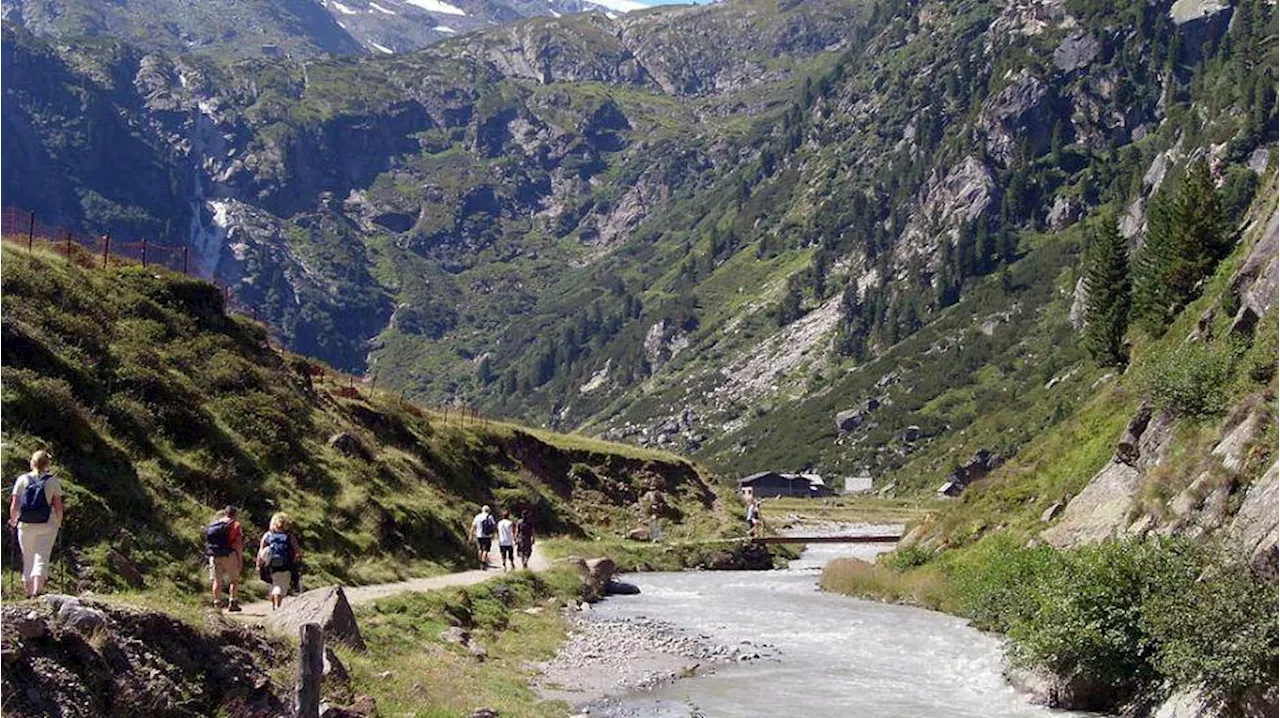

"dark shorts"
[500, 545, 514, 562]
[477, 536, 492, 552]
[517, 542, 532, 558]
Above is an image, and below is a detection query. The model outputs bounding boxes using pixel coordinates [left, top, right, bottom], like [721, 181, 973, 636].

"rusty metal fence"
[1, 207, 256, 316]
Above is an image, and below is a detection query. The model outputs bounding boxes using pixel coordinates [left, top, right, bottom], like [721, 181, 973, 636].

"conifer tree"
[1082, 211, 1131, 366]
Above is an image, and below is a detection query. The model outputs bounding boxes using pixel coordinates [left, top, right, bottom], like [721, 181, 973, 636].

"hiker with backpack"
[7, 451, 64, 599]
[205, 505, 244, 612]
[469, 505, 496, 569]
[257, 512, 301, 610]
[515, 510, 535, 569]
[496, 510, 516, 572]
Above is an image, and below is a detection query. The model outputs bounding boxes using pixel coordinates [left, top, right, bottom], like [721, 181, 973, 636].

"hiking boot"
[227, 600, 242, 613]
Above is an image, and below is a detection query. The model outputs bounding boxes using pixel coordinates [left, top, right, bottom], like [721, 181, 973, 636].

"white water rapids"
[587, 528, 1098, 717]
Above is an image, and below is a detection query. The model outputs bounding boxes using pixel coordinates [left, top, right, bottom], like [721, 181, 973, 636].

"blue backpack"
[267, 531, 292, 569]
[18, 473, 52, 524]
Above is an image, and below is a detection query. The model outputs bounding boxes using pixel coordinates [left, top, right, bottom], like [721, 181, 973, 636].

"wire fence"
[1, 207, 260, 317]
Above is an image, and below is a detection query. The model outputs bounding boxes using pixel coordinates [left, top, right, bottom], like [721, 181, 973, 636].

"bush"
[949, 537, 1279, 704]
[1137, 343, 1233, 418]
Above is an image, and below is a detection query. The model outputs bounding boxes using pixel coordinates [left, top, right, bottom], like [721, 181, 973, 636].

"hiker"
[257, 513, 300, 610]
[516, 510, 535, 569]
[496, 510, 516, 572]
[7, 451, 64, 599]
[205, 505, 244, 612]
[469, 505, 496, 569]
[746, 498, 763, 538]
[649, 510, 663, 543]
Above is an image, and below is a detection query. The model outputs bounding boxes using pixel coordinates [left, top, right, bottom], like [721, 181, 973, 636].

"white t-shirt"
[472, 512, 492, 537]
[11, 473, 62, 525]
[497, 518, 515, 546]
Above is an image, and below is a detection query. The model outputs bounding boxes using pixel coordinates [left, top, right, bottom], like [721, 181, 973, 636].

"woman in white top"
[496, 511, 516, 571]
[7, 450, 65, 598]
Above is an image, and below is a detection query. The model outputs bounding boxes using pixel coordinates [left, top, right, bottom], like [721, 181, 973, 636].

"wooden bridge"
[751, 532, 903, 545]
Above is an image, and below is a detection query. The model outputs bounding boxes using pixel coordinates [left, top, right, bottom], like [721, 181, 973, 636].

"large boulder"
[264, 585, 365, 650]
[1229, 462, 1279, 579]
[1040, 460, 1142, 549]
[1226, 208, 1278, 337]
[835, 408, 867, 433]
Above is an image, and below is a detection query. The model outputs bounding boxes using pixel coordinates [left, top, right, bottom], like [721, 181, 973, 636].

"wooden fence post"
[182, 245, 189, 274]
[102, 234, 111, 269]
[296, 623, 323, 718]
[140, 238, 148, 268]
[63, 230, 71, 259]
[27, 211, 34, 251]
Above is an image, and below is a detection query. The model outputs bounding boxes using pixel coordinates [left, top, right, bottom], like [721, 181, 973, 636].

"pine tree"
[1131, 160, 1225, 333]
[1131, 182, 1178, 331]
[1082, 211, 1132, 366]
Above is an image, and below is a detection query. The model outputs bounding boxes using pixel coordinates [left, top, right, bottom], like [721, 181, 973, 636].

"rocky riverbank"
[534, 610, 778, 714]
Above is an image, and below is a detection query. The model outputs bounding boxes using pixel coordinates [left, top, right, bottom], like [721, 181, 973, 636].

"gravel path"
[234, 544, 551, 621]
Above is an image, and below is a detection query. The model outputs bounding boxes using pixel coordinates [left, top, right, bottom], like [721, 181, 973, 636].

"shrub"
[949, 537, 1279, 704]
[1137, 343, 1233, 418]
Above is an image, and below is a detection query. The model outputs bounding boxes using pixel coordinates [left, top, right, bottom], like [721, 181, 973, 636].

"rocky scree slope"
[0, 245, 723, 597]
[2, 0, 1276, 487]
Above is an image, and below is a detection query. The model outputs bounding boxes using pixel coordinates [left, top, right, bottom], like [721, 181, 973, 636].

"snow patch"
[370, 41, 394, 53]
[404, 0, 467, 16]
[369, 1, 397, 12]
[434, 25, 457, 32]
[331, 1, 359, 14]
[591, 0, 649, 13]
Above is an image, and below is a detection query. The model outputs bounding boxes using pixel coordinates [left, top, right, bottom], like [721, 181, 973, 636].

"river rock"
[606, 580, 641, 595]
[1006, 664, 1117, 711]
[264, 585, 365, 650]
[584, 558, 616, 597]
[1150, 687, 1217, 718]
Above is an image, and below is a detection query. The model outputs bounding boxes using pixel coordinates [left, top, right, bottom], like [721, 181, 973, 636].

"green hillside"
[0, 245, 729, 597]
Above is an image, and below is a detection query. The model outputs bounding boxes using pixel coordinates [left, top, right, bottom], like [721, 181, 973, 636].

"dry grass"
[819, 557, 953, 611]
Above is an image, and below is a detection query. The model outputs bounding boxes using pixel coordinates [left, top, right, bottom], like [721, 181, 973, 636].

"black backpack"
[481, 515, 497, 536]
[18, 474, 52, 524]
[205, 520, 233, 557]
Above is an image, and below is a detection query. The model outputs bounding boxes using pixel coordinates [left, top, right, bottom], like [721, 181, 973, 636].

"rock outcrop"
[264, 585, 365, 650]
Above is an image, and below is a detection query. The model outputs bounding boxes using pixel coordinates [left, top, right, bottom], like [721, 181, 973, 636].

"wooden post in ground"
[296, 623, 323, 718]
[63, 230, 71, 259]
[140, 238, 148, 268]
[102, 234, 111, 268]
[182, 245, 189, 274]
[27, 211, 34, 251]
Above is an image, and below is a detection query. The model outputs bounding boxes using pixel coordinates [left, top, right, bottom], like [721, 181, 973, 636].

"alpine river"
[589, 526, 1097, 718]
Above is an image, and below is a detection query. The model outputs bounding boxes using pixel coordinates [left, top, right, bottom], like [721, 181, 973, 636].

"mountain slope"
[1, 0, 1275, 488]
[0, 245, 727, 596]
